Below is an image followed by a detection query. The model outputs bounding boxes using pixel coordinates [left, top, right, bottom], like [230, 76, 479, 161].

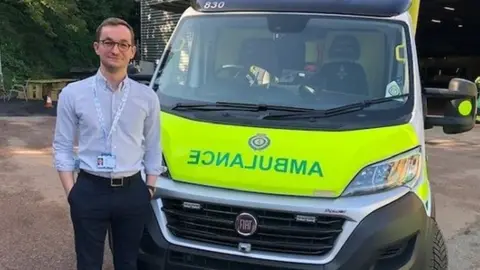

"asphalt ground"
[0, 100, 479, 269]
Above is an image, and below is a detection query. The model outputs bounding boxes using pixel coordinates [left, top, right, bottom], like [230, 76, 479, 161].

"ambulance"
[136, 0, 478, 269]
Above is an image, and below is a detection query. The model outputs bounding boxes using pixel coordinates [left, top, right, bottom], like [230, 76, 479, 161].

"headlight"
[341, 147, 422, 197]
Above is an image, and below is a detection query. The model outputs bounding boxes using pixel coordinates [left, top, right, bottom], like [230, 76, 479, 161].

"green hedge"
[0, 0, 138, 89]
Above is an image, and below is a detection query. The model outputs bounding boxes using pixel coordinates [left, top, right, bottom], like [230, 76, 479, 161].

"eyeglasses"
[99, 40, 132, 52]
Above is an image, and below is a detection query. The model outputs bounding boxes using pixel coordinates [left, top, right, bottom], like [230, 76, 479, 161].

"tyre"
[430, 220, 448, 270]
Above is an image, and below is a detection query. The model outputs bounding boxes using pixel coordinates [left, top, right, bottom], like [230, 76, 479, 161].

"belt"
[79, 170, 141, 187]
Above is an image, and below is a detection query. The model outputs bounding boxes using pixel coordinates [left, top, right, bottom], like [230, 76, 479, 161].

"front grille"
[168, 250, 298, 270]
[161, 198, 345, 256]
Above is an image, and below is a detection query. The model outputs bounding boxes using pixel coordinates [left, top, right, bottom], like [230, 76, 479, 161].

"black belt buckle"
[111, 177, 124, 187]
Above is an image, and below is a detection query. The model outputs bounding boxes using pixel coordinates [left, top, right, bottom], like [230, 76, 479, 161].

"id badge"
[97, 153, 116, 169]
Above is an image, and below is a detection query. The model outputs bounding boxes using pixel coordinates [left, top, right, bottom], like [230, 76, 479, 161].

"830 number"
[203, 1, 225, 9]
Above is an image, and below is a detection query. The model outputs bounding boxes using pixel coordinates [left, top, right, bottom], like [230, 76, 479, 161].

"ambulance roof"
[191, 0, 412, 17]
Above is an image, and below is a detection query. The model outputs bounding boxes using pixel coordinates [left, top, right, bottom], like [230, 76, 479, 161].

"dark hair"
[95, 17, 135, 45]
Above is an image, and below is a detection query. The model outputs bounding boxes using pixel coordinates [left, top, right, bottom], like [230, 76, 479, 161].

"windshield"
[153, 13, 413, 128]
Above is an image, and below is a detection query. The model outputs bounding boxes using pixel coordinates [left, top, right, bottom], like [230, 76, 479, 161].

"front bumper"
[138, 190, 434, 270]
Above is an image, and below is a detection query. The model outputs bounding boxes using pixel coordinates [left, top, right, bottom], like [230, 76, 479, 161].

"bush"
[0, 0, 138, 89]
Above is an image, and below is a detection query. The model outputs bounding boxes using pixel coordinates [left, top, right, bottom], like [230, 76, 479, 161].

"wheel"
[430, 220, 448, 270]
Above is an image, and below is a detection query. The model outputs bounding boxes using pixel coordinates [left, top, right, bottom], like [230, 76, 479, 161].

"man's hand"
[66, 185, 74, 197]
[147, 184, 156, 200]
[59, 171, 75, 199]
[146, 174, 157, 200]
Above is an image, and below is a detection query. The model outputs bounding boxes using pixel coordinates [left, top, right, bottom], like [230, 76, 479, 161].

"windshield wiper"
[262, 94, 409, 120]
[171, 101, 314, 112]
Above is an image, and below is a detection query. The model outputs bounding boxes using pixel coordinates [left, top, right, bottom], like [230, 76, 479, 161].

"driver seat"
[238, 38, 280, 85]
[318, 35, 369, 95]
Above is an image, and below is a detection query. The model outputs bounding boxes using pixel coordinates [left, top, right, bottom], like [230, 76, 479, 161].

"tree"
[0, 0, 139, 87]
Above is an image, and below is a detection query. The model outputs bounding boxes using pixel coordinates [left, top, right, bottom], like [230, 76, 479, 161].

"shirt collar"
[96, 69, 129, 92]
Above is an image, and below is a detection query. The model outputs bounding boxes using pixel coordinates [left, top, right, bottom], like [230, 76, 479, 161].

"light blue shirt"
[53, 70, 165, 178]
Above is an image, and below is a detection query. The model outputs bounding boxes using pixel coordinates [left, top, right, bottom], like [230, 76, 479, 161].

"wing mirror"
[475, 76, 480, 90]
[424, 78, 477, 134]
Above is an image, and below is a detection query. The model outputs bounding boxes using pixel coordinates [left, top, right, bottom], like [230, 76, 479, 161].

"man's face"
[94, 25, 136, 72]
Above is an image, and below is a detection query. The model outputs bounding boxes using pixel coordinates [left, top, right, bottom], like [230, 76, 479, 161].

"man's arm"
[143, 90, 164, 188]
[52, 87, 77, 196]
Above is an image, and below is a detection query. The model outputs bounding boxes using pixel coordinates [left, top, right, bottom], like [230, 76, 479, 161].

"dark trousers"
[68, 170, 152, 270]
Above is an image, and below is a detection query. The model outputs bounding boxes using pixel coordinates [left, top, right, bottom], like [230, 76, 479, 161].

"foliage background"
[0, 0, 139, 88]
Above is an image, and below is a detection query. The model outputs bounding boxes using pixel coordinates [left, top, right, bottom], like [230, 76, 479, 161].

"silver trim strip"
[149, 177, 412, 265]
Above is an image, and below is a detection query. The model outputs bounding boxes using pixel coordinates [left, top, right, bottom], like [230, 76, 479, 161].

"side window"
[172, 28, 194, 86]
[394, 37, 407, 93]
[158, 23, 194, 92]
[387, 29, 409, 97]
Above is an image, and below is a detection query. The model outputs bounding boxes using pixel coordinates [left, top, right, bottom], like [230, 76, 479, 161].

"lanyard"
[92, 79, 130, 151]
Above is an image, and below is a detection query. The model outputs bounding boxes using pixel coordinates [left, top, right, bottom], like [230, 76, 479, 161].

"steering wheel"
[217, 64, 281, 91]
[215, 64, 260, 86]
[216, 64, 245, 79]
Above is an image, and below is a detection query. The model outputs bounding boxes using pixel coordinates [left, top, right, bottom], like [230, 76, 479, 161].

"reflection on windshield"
[154, 14, 411, 112]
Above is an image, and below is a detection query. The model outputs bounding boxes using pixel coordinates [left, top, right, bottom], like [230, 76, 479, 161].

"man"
[52, 17, 163, 270]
